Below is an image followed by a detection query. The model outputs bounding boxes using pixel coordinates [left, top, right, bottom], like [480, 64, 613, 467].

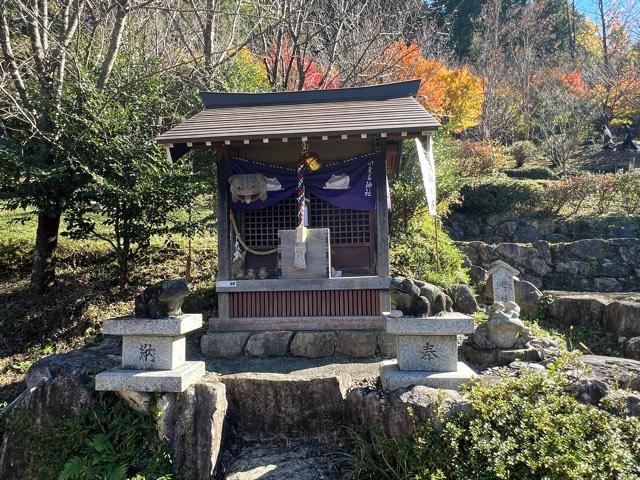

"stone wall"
[446, 213, 640, 244]
[458, 238, 640, 291]
[201, 329, 395, 359]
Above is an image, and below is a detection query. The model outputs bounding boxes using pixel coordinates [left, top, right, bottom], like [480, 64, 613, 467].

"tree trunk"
[118, 249, 130, 289]
[30, 212, 61, 294]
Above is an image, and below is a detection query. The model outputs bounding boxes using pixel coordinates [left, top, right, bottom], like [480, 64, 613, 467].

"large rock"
[290, 331, 337, 358]
[578, 355, 640, 391]
[469, 265, 488, 286]
[624, 337, 640, 360]
[201, 332, 250, 358]
[0, 375, 96, 479]
[602, 301, 640, 338]
[545, 295, 607, 326]
[221, 440, 343, 480]
[514, 278, 543, 316]
[159, 375, 227, 480]
[449, 284, 478, 314]
[244, 331, 293, 357]
[495, 243, 552, 277]
[346, 385, 469, 439]
[377, 332, 396, 356]
[26, 336, 121, 388]
[336, 330, 378, 357]
[601, 390, 640, 417]
[221, 372, 350, 439]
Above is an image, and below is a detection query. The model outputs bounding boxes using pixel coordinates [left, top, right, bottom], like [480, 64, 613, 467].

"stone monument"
[487, 260, 519, 304]
[96, 279, 205, 393]
[380, 312, 476, 391]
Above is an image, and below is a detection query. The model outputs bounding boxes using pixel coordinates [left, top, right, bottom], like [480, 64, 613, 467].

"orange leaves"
[558, 70, 588, 96]
[384, 42, 483, 131]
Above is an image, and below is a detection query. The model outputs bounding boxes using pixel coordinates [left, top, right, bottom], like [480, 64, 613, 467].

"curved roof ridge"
[199, 79, 421, 109]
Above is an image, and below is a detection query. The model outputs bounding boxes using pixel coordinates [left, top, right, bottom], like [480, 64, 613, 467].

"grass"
[0, 203, 218, 407]
[522, 313, 622, 357]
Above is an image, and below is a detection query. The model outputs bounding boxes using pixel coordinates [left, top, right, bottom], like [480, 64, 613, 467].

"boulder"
[222, 440, 342, 480]
[602, 301, 640, 338]
[221, 372, 350, 439]
[601, 390, 640, 417]
[496, 221, 518, 239]
[495, 243, 552, 277]
[377, 332, 396, 356]
[624, 337, 640, 361]
[469, 265, 488, 286]
[569, 378, 609, 405]
[545, 295, 607, 327]
[159, 376, 227, 480]
[336, 330, 378, 357]
[244, 331, 293, 357]
[0, 375, 96, 479]
[290, 332, 337, 358]
[346, 385, 469, 439]
[26, 336, 121, 388]
[384, 386, 469, 438]
[201, 332, 250, 358]
[514, 278, 542, 316]
[449, 284, 478, 314]
[578, 355, 640, 391]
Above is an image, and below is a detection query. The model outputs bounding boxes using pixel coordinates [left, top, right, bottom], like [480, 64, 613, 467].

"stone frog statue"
[134, 278, 189, 318]
[472, 301, 531, 350]
[389, 277, 453, 317]
[229, 173, 268, 204]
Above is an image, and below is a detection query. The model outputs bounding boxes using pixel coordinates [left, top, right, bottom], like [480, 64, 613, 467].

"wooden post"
[374, 151, 390, 313]
[216, 147, 231, 324]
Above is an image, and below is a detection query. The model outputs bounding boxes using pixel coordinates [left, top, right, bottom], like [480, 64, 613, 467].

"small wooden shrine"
[157, 80, 438, 335]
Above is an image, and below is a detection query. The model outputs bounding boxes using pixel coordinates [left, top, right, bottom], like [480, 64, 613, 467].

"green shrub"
[510, 140, 537, 167]
[455, 177, 545, 215]
[503, 166, 555, 180]
[389, 216, 468, 288]
[5, 392, 173, 480]
[349, 366, 640, 480]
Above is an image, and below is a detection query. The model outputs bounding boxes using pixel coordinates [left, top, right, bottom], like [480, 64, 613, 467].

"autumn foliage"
[384, 42, 483, 131]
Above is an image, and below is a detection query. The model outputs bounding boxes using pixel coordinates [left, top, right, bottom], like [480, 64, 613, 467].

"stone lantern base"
[95, 313, 205, 393]
[380, 313, 476, 391]
[380, 360, 476, 390]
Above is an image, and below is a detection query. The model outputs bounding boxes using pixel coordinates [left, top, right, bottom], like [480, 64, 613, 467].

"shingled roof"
[156, 80, 439, 148]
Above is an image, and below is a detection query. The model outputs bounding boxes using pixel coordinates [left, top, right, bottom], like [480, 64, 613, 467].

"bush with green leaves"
[455, 177, 546, 215]
[510, 140, 537, 167]
[389, 216, 468, 288]
[503, 166, 555, 180]
[3, 392, 172, 480]
[349, 365, 640, 480]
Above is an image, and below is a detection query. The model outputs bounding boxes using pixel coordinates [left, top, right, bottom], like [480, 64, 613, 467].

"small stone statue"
[472, 301, 530, 350]
[134, 278, 189, 318]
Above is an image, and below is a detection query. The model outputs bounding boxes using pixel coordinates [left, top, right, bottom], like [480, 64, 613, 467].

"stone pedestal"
[96, 313, 205, 393]
[380, 313, 476, 391]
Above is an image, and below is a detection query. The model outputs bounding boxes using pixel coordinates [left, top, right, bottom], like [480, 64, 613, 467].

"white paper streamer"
[415, 137, 437, 216]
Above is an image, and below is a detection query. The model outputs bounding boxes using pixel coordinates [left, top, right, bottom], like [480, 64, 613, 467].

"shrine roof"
[156, 80, 439, 148]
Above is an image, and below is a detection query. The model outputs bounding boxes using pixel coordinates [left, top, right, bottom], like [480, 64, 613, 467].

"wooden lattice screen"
[239, 195, 371, 249]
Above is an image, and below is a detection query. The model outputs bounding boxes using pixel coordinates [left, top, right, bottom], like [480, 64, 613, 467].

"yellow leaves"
[384, 42, 483, 132]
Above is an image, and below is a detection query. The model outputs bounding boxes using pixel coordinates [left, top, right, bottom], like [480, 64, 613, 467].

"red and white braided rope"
[296, 153, 305, 227]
